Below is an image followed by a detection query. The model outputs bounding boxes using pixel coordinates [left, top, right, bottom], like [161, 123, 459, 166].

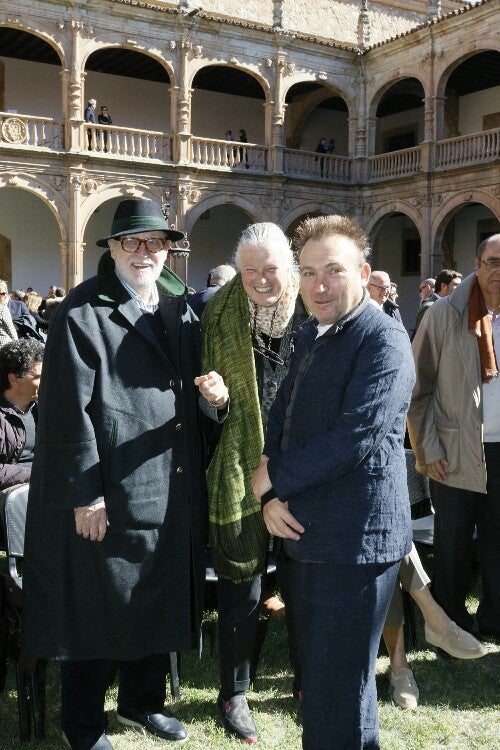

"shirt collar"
[115, 270, 159, 312]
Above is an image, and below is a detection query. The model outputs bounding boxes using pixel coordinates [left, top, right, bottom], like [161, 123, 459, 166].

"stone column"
[66, 21, 87, 153]
[66, 175, 85, 289]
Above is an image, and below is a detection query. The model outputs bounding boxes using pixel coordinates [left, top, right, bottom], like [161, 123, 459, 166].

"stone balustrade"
[283, 148, 352, 183]
[368, 146, 422, 182]
[84, 123, 173, 161]
[0, 112, 63, 150]
[191, 136, 267, 172]
[1, 114, 498, 185]
[436, 128, 500, 170]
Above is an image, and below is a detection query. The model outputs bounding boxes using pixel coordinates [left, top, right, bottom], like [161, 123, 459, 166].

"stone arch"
[0, 21, 66, 68]
[368, 208, 423, 327]
[280, 204, 333, 235]
[184, 194, 261, 235]
[436, 44, 500, 101]
[0, 174, 67, 239]
[368, 72, 427, 119]
[188, 61, 271, 102]
[79, 183, 161, 238]
[432, 190, 500, 256]
[365, 203, 422, 239]
[284, 80, 354, 152]
[81, 41, 175, 87]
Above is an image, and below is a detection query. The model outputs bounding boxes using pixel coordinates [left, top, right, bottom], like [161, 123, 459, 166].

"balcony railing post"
[67, 118, 84, 152]
[269, 144, 283, 174]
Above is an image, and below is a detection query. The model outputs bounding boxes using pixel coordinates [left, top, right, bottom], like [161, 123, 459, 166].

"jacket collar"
[311, 287, 371, 339]
[446, 272, 476, 315]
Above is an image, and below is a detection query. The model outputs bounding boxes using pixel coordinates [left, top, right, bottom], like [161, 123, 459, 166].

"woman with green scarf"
[201, 222, 306, 743]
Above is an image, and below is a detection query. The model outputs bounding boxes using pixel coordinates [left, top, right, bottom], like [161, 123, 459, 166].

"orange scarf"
[468, 277, 498, 382]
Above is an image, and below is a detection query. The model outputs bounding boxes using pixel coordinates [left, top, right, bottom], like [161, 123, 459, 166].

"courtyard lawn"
[1, 551, 499, 749]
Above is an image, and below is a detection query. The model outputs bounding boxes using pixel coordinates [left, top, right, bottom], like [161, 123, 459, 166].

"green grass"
[1, 550, 499, 749]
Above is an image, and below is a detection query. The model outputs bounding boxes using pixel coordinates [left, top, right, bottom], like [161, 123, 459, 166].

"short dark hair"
[0, 340, 44, 392]
[294, 215, 371, 266]
[55, 287, 66, 297]
[435, 269, 462, 294]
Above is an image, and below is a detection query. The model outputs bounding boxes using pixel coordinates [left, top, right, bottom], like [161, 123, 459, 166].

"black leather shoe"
[62, 732, 114, 750]
[117, 710, 187, 742]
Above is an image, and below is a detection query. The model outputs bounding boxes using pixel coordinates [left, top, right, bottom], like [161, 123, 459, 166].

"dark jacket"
[188, 284, 220, 318]
[23, 252, 209, 660]
[264, 292, 415, 565]
[383, 298, 403, 323]
[0, 396, 35, 488]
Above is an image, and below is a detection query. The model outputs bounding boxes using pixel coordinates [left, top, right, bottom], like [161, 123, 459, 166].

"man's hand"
[251, 458, 272, 502]
[194, 371, 229, 409]
[74, 500, 109, 541]
[425, 459, 449, 482]
[263, 498, 304, 540]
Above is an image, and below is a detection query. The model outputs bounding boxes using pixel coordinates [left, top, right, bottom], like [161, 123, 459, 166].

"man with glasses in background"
[22, 198, 228, 750]
[368, 269, 403, 323]
[408, 234, 500, 644]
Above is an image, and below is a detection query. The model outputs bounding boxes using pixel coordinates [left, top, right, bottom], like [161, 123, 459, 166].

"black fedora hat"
[97, 199, 185, 247]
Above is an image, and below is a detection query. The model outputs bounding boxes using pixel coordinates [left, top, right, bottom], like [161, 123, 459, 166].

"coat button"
[176, 466, 184, 473]
[175, 423, 182, 431]
[170, 379, 176, 387]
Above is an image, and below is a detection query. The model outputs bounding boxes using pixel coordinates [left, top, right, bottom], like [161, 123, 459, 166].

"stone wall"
[281, 1, 425, 45]
[198, 0, 274, 26]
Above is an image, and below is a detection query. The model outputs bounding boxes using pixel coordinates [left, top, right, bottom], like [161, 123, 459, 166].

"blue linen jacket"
[264, 292, 415, 565]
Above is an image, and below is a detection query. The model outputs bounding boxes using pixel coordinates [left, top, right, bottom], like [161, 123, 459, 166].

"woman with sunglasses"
[200, 222, 307, 743]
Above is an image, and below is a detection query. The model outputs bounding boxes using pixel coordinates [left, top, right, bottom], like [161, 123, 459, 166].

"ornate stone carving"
[263, 58, 273, 68]
[52, 175, 66, 191]
[81, 178, 98, 196]
[1, 117, 27, 143]
[7, 174, 20, 186]
[286, 63, 295, 75]
[189, 188, 201, 204]
[318, 71, 327, 81]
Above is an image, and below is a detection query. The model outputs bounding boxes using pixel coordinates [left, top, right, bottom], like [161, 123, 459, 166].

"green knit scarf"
[201, 274, 268, 582]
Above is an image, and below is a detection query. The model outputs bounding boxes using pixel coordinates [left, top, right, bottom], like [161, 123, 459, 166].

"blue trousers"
[287, 557, 400, 750]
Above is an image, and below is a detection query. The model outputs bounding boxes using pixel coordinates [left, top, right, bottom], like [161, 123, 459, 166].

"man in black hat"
[22, 198, 228, 750]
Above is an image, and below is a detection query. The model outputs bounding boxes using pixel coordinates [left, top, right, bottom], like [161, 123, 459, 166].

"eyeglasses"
[480, 257, 500, 270]
[369, 283, 390, 291]
[118, 236, 170, 254]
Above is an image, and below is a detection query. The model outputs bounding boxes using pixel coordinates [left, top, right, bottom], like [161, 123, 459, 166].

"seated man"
[0, 340, 44, 490]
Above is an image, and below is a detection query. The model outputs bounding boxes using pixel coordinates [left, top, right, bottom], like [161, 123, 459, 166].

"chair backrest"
[0, 484, 30, 589]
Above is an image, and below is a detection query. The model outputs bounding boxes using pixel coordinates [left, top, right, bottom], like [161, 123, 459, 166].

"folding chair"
[405, 449, 434, 547]
[0, 483, 46, 742]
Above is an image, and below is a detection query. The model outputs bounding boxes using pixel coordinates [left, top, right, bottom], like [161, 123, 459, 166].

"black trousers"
[60, 653, 169, 750]
[217, 576, 261, 697]
[431, 441, 500, 634]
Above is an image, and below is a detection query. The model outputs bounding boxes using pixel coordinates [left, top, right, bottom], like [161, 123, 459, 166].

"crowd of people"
[0, 197, 497, 750]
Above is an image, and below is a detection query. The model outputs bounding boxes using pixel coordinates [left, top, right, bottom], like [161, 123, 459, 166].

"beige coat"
[407, 272, 487, 494]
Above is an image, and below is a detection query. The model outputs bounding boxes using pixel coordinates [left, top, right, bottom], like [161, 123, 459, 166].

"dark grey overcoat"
[22, 252, 209, 661]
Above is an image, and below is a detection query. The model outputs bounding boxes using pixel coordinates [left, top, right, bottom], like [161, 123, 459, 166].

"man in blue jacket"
[252, 215, 415, 750]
